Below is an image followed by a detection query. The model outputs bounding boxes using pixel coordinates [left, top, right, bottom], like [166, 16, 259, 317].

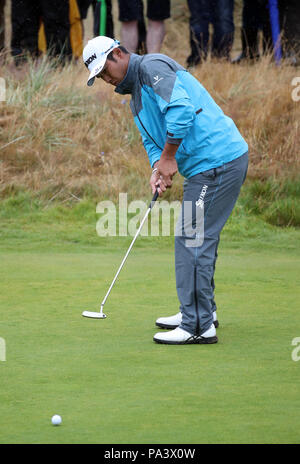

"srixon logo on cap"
[85, 53, 97, 67]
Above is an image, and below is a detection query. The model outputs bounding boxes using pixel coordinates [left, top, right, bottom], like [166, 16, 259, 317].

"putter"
[82, 189, 159, 319]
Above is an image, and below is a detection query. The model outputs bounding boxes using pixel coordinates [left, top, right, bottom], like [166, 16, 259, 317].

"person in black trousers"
[233, 0, 300, 64]
[279, 0, 300, 63]
[232, 0, 272, 63]
[11, 0, 72, 63]
[187, 0, 235, 67]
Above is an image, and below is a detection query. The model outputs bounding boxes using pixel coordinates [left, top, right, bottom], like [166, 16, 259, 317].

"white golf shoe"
[153, 324, 218, 345]
[156, 311, 219, 329]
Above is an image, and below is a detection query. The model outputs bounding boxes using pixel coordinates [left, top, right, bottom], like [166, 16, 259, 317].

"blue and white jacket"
[115, 53, 248, 179]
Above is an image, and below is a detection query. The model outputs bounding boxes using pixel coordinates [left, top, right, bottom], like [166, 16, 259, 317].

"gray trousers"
[175, 152, 248, 335]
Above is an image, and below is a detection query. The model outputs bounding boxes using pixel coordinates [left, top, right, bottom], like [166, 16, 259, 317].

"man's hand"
[157, 156, 178, 186]
[150, 142, 179, 196]
[150, 169, 161, 195]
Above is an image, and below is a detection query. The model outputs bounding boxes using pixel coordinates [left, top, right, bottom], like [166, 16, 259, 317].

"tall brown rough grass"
[0, 1, 299, 203]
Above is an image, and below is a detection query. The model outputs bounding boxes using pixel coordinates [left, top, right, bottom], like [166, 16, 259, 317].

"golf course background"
[1, 0, 300, 444]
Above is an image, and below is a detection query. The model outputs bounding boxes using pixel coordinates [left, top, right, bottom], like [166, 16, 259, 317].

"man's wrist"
[152, 161, 159, 172]
[161, 142, 179, 160]
[161, 152, 175, 160]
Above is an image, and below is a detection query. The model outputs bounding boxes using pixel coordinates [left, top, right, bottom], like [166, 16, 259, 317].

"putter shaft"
[100, 195, 157, 309]
[82, 191, 159, 319]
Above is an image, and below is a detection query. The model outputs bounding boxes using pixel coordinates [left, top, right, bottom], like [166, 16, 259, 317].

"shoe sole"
[153, 336, 218, 345]
[156, 320, 219, 330]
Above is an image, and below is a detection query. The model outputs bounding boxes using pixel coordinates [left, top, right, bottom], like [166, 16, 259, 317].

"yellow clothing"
[38, 0, 83, 58]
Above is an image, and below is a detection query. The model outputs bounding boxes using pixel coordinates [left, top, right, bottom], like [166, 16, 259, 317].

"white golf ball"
[51, 414, 62, 426]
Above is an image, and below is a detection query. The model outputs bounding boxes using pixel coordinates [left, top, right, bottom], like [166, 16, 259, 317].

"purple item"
[268, 0, 282, 65]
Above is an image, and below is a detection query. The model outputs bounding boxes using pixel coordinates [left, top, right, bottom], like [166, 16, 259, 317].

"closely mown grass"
[1, 230, 300, 444]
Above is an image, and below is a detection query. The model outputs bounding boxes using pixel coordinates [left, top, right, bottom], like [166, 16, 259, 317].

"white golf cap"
[83, 36, 120, 87]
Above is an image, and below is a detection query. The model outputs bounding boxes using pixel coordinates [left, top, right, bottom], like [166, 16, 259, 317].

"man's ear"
[114, 47, 123, 59]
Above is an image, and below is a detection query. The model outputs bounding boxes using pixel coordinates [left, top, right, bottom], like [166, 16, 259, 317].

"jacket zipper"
[136, 113, 164, 152]
[134, 57, 164, 153]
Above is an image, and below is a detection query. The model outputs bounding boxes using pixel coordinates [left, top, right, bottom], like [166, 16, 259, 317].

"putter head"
[82, 310, 107, 319]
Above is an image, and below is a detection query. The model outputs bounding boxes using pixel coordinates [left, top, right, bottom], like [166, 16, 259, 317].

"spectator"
[77, 0, 114, 38]
[76, 0, 92, 22]
[92, 0, 114, 38]
[78, 1, 145, 54]
[279, 0, 300, 64]
[11, 0, 72, 64]
[0, 0, 5, 51]
[232, 0, 272, 63]
[38, 0, 83, 60]
[118, 0, 170, 54]
[187, 0, 234, 67]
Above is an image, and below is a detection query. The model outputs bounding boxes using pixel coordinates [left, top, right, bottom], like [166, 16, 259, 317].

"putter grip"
[152, 190, 159, 202]
[149, 189, 159, 209]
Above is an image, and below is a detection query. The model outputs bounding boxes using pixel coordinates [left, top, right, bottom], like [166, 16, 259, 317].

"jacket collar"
[115, 53, 143, 95]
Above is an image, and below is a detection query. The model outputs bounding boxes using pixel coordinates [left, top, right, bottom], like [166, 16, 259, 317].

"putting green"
[1, 239, 300, 444]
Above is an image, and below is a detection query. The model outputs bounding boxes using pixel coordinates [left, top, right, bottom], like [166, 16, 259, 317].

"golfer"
[83, 36, 248, 345]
